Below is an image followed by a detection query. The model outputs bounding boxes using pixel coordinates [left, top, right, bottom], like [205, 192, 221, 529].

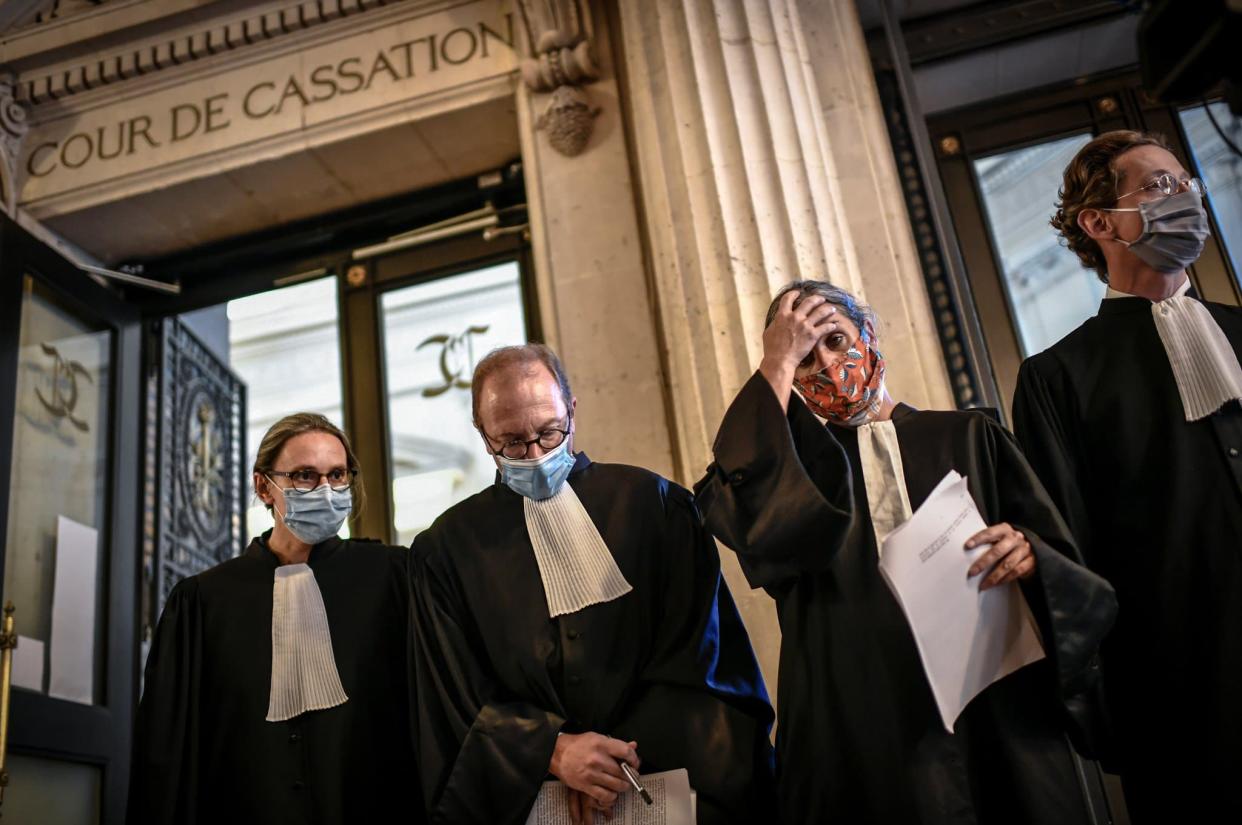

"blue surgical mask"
[270, 479, 352, 545]
[497, 440, 576, 500]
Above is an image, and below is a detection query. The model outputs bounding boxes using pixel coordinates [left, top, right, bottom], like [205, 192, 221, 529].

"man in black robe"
[129, 414, 418, 825]
[1013, 130, 1242, 823]
[409, 344, 774, 825]
[696, 282, 1117, 824]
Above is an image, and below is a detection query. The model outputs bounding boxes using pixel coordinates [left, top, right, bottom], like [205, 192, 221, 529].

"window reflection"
[973, 132, 1104, 357]
[226, 277, 345, 539]
[381, 263, 527, 545]
[1180, 101, 1242, 284]
[4, 277, 110, 705]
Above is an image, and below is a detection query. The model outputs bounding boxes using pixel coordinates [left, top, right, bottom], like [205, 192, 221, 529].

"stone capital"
[0, 68, 29, 215]
[517, 0, 600, 157]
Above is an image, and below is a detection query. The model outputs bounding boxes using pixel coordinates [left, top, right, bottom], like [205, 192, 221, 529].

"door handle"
[0, 601, 16, 815]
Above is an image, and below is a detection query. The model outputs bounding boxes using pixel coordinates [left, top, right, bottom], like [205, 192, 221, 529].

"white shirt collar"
[1104, 274, 1191, 301]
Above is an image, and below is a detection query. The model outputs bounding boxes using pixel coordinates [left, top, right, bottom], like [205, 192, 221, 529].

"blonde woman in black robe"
[128, 413, 419, 825]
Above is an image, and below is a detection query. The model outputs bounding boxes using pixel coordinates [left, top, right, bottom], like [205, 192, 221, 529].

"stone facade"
[1, 0, 954, 696]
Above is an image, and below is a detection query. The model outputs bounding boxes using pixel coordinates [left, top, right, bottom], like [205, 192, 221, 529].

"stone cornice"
[13, 0, 474, 107]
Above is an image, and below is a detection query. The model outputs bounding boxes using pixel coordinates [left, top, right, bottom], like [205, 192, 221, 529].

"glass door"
[1179, 100, 1242, 282]
[971, 133, 1104, 358]
[0, 213, 142, 825]
[379, 262, 528, 544]
[337, 230, 536, 543]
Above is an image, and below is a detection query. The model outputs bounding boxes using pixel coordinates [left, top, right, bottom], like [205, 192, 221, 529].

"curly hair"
[1051, 130, 1173, 283]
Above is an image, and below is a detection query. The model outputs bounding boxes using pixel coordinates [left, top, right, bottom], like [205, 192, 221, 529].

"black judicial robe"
[128, 534, 420, 825]
[409, 453, 776, 825]
[695, 373, 1117, 825]
[1013, 295, 1242, 822]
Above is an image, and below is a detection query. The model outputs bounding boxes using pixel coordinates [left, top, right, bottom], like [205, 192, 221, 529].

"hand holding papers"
[526, 769, 695, 825]
[879, 471, 1045, 733]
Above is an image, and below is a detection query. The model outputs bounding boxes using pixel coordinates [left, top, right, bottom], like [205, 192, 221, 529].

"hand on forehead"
[792, 293, 867, 338]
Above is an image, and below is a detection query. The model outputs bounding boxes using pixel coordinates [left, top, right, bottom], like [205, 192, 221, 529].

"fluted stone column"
[515, 0, 678, 480]
[616, 0, 955, 695]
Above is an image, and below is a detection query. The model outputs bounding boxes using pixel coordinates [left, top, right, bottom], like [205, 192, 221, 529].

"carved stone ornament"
[0, 69, 29, 215]
[536, 86, 599, 157]
[517, 0, 601, 157]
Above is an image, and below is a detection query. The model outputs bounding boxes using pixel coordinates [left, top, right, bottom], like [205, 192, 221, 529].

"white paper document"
[49, 515, 99, 705]
[879, 471, 1045, 733]
[12, 635, 45, 692]
[525, 768, 694, 825]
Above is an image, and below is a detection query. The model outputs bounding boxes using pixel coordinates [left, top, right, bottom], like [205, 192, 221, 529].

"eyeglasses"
[481, 414, 572, 460]
[1114, 173, 1207, 203]
[266, 468, 356, 493]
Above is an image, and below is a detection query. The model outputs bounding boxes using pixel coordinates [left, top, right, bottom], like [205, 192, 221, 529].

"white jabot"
[808, 401, 913, 556]
[856, 419, 913, 556]
[524, 484, 633, 618]
[1106, 277, 1242, 421]
[266, 563, 349, 722]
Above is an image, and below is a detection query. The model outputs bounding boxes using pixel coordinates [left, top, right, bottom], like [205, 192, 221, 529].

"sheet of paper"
[48, 515, 98, 705]
[12, 635, 45, 692]
[879, 471, 1045, 733]
[525, 768, 694, 825]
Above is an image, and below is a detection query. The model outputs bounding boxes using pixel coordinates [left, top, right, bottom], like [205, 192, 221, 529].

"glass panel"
[5, 753, 101, 825]
[226, 277, 345, 539]
[3, 277, 110, 705]
[973, 132, 1105, 357]
[381, 263, 527, 544]
[1180, 100, 1242, 282]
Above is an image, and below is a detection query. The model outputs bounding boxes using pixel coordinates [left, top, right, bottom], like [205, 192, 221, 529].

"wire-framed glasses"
[1114, 172, 1207, 202]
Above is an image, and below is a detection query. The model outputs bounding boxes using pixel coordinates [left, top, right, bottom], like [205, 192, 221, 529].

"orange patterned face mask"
[794, 340, 886, 425]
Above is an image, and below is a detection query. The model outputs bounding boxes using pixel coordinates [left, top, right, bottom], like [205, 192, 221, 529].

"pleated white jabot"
[1107, 279, 1242, 422]
[523, 484, 633, 618]
[856, 418, 913, 557]
[266, 563, 349, 722]
[1150, 295, 1242, 422]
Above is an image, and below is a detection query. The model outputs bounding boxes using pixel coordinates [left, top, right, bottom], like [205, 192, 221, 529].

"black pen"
[620, 762, 652, 805]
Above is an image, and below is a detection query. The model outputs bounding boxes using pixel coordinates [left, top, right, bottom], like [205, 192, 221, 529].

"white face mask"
[269, 479, 352, 544]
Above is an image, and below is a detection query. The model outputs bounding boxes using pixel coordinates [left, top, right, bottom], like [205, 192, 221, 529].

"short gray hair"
[765, 280, 878, 343]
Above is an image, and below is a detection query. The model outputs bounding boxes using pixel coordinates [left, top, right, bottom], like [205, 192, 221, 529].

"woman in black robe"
[694, 281, 1118, 824]
[128, 413, 419, 825]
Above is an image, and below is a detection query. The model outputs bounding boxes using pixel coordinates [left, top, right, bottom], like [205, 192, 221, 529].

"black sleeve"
[611, 483, 776, 825]
[408, 533, 565, 825]
[693, 371, 855, 589]
[128, 578, 203, 825]
[1011, 357, 1097, 567]
[982, 416, 1118, 761]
